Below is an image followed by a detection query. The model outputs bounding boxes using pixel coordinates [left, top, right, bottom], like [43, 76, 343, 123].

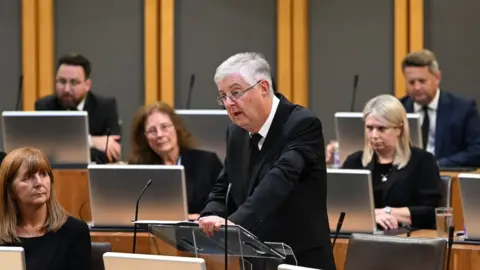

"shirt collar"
[251, 95, 280, 138]
[414, 88, 440, 112]
[76, 95, 87, 111]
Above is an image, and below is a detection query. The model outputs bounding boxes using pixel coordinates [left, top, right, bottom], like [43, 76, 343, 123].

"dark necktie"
[248, 133, 263, 174]
[421, 106, 430, 150]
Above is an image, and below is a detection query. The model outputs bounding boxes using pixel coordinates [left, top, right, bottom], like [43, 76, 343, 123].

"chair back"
[343, 233, 446, 270]
[91, 242, 112, 270]
[439, 175, 452, 207]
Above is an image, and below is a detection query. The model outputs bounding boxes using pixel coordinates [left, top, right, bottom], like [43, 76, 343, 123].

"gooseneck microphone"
[445, 226, 455, 270]
[349, 74, 359, 111]
[15, 75, 23, 111]
[132, 179, 153, 253]
[224, 183, 232, 270]
[331, 212, 346, 249]
[185, 74, 196, 109]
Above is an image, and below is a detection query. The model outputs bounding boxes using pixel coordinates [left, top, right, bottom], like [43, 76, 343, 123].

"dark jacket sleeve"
[66, 218, 92, 270]
[103, 97, 121, 136]
[227, 116, 324, 230]
[409, 151, 442, 228]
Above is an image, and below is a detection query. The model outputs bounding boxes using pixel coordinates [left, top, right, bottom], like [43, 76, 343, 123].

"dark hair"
[129, 101, 196, 164]
[56, 53, 92, 79]
[401, 49, 439, 74]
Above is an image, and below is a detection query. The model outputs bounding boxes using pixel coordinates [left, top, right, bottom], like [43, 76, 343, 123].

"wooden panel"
[394, 0, 408, 98]
[37, 0, 54, 98]
[159, 0, 174, 106]
[276, 0, 292, 100]
[408, 0, 424, 51]
[53, 169, 91, 222]
[144, 0, 160, 105]
[21, 0, 38, 111]
[292, 0, 308, 107]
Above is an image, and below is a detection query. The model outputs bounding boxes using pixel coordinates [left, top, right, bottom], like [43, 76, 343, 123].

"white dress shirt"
[250, 95, 280, 150]
[413, 89, 440, 154]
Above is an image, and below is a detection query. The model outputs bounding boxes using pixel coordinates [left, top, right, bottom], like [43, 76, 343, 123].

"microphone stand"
[224, 183, 232, 270]
[132, 179, 153, 253]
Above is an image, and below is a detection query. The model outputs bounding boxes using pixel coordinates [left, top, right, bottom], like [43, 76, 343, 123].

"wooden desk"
[53, 169, 91, 221]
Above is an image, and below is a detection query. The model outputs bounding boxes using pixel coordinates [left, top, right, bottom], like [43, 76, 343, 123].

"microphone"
[331, 212, 346, 249]
[224, 183, 232, 270]
[132, 179, 153, 253]
[349, 74, 359, 111]
[15, 75, 23, 111]
[185, 74, 196, 109]
[445, 226, 455, 270]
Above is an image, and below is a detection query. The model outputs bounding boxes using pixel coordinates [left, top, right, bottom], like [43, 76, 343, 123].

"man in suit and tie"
[198, 52, 335, 270]
[35, 53, 121, 163]
[400, 50, 480, 167]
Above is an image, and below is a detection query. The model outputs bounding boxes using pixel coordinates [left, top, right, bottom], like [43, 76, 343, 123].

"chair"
[440, 175, 452, 207]
[343, 233, 446, 270]
[91, 242, 112, 270]
[278, 264, 320, 270]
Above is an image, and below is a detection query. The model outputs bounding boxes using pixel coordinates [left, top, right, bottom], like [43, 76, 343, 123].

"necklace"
[380, 168, 393, 182]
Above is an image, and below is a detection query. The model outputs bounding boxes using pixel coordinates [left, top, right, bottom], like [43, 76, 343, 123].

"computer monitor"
[175, 110, 230, 162]
[334, 112, 422, 164]
[327, 168, 377, 234]
[2, 111, 90, 168]
[88, 164, 188, 229]
[0, 247, 26, 270]
[103, 252, 206, 270]
[458, 173, 480, 241]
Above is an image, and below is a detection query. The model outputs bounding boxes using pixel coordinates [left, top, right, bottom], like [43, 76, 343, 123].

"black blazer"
[35, 92, 121, 163]
[342, 147, 442, 229]
[200, 94, 334, 269]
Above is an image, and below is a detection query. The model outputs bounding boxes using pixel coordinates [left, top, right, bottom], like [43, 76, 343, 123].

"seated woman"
[129, 101, 223, 220]
[0, 147, 91, 270]
[342, 94, 441, 230]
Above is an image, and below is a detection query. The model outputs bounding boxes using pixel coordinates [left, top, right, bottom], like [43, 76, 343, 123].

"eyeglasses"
[145, 123, 174, 138]
[216, 80, 262, 106]
[56, 78, 85, 89]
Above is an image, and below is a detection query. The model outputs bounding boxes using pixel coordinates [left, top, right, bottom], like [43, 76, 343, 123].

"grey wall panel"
[309, 0, 394, 142]
[174, 0, 277, 109]
[0, 0, 21, 150]
[424, 0, 480, 105]
[54, 0, 144, 157]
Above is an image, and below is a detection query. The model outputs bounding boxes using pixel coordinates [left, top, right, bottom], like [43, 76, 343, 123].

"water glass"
[435, 207, 453, 238]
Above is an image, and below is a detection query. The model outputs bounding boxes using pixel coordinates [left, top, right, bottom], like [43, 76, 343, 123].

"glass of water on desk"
[435, 207, 454, 238]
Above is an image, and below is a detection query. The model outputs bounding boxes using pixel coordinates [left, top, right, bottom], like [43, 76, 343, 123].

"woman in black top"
[0, 147, 91, 270]
[129, 101, 223, 220]
[342, 95, 441, 230]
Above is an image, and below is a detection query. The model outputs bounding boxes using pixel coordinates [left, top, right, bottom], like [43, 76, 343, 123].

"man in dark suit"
[400, 50, 480, 167]
[198, 53, 335, 270]
[35, 53, 121, 163]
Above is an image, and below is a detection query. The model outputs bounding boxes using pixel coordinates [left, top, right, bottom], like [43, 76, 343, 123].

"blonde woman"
[342, 94, 441, 230]
[0, 147, 91, 270]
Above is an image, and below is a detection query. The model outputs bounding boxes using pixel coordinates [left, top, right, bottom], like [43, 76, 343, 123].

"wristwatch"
[384, 206, 392, 215]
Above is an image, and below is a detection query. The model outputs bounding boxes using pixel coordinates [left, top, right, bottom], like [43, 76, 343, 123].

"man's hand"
[198, 215, 235, 237]
[375, 213, 399, 230]
[92, 135, 121, 162]
[325, 140, 338, 164]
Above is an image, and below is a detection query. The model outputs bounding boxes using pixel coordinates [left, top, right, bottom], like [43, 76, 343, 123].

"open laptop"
[175, 109, 230, 162]
[2, 111, 90, 168]
[458, 173, 480, 241]
[103, 253, 206, 270]
[0, 247, 26, 270]
[88, 164, 188, 230]
[334, 112, 422, 164]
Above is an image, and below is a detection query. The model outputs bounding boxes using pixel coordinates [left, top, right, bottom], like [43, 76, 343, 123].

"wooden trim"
[394, 0, 408, 98]
[144, 0, 160, 105]
[408, 0, 424, 51]
[276, 0, 293, 100]
[159, 0, 174, 107]
[292, 0, 308, 107]
[21, 0, 39, 111]
[37, 0, 54, 99]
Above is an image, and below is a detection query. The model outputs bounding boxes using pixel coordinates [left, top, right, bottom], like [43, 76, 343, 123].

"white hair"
[214, 52, 274, 95]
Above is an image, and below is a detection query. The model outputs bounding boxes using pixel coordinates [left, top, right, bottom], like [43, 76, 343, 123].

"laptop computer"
[0, 247, 26, 270]
[458, 173, 480, 241]
[2, 111, 90, 168]
[103, 252, 206, 270]
[175, 109, 230, 162]
[334, 112, 422, 164]
[87, 164, 188, 230]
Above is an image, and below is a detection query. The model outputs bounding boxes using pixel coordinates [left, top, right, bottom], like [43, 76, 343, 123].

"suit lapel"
[82, 91, 94, 112]
[434, 92, 450, 156]
[403, 98, 414, 113]
[247, 94, 292, 195]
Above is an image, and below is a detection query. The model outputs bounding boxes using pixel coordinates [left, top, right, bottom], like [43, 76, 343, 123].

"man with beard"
[35, 53, 121, 163]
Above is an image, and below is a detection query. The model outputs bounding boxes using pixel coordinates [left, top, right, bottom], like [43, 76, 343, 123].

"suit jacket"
[401, 91, 480, 167]
[342, 147, 442, 229]
[35, 92, 121, 163]
[200, 94, 334, 268]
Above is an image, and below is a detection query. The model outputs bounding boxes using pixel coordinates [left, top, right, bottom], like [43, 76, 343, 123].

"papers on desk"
[133, 220, 199, 226]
